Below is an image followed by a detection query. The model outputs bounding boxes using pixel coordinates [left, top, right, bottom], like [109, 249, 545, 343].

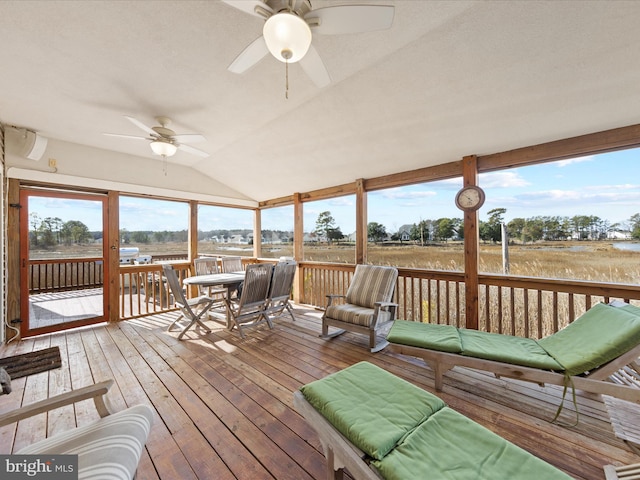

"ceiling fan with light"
[223, 0, 394, 89]
[104, 116, 209, 158]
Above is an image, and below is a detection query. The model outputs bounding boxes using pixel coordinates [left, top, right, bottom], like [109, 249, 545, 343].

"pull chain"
[285, 60, 289, 100]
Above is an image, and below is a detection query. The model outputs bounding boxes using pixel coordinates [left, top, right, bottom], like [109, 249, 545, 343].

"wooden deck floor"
[0, 305, 638, 479]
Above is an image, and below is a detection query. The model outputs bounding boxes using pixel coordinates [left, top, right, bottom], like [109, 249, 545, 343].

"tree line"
[315, 209, 640, 244]
[28, 208, 640, 249]
[29, 213, 95, 247]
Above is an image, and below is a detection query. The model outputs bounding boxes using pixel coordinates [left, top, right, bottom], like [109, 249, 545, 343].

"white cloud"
[555, 155, 594, 167]
[479, 171, 530, 188]
[381, 189, 437, 200]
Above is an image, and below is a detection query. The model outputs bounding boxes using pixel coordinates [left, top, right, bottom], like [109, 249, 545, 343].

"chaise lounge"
[293, 361, 571, 480]
[385, 302, 640, 406]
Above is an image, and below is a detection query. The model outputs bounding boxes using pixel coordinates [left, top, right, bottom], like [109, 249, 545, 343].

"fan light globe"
[263, 12, 312, 63]
[150, 140, 177, 157]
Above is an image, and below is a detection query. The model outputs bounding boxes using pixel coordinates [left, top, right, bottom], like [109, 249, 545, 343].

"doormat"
[0, 346, 62, 379]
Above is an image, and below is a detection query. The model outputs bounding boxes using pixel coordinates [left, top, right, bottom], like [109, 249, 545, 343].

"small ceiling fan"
[104, 116, 209, 158]
[223, 0, 394, 88]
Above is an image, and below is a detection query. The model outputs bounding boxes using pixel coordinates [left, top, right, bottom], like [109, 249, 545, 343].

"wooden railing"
[28, 257, 640, 336]
[117, 257, 260, 320]
[28, 258, 104, 293]
[149, 253, 189, 262]
[118, 261, 192, 319]
[298, 262, 640, 339]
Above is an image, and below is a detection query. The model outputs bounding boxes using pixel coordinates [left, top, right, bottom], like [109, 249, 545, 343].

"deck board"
[1, 304, 638, 479]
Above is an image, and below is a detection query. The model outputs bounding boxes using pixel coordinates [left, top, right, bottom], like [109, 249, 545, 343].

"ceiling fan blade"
[228, 36, 269, 74]
[103, 133, 148, 140]
[172, 133, 206, 144]
[124, 116, 157, 136]
[178, 143, 210, 158]
[299, 45, 331, 88]
[221, 0, 273, 19]
[305, 5, 394, 35]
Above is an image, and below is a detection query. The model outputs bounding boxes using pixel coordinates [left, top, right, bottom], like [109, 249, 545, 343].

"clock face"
[455, 186, 485, 211]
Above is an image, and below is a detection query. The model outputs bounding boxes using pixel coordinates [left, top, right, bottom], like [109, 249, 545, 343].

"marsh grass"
[33, 240, 640, 337]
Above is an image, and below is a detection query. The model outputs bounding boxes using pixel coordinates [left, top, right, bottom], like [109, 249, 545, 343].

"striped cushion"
[326, 303, 393, 327]
[345, 265, 398, 309]
[18, 404, 154, 480]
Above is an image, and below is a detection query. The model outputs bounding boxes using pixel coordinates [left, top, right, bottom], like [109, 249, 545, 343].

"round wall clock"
[455, 185, 485, 211]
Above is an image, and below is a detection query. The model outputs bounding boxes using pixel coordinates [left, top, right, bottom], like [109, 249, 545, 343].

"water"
[612, 242, 640, 251]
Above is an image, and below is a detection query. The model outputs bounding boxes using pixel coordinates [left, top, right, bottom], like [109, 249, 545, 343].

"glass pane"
[304, 196, 355, 263]
[28, 196, 103, 259]
[261, 205, 294, 259]
[367, 180, 464, 269]
[119, 196, 189, 261]
[27, 194, 105, 330]
[197, 204, 254, 257]
[478, 150, 640, 282]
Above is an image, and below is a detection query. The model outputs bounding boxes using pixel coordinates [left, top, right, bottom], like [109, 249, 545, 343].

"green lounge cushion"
[615, 303, 640, 317]
[387, 320, 462, 353]
[460, 329, 564, 371]
[299, 361, 446, 460]
[539, 302, 640, 375]
[371, 406, 571, 480]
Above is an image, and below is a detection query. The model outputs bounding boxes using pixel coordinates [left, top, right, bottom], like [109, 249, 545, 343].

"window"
[367, 180, 464, 269]
[477, 149, 640, 282]
[261, 205, 294, 259]
[303, 196, 355, 263]
[119, 196, 188, 259]
[198, 204, 254, 257]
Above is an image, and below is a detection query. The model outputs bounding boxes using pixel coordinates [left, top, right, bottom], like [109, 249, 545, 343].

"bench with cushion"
[294, 361, 571, 480]
[386, 302, 640, 405]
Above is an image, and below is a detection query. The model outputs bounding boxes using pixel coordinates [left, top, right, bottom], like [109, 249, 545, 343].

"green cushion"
[371, 407, 571, 480]
[460, 329, 564, 371]
[299, 362, 446, 461]
[538, 302, 640, 375]
[387, 320, 462, 353]
[616, 303, 640, 317]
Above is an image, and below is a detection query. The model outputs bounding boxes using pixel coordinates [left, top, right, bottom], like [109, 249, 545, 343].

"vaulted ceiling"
[1, 1, 639, 203]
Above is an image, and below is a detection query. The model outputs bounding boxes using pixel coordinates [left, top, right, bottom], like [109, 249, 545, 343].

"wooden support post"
[502, 223, 510, 274]
[107, 191, 119, 322]
[186, 201, 198, 297]
[253, 208, 262, 259]
[188, 200, 198, 263]
[293, 193, 303, 303]
[6, 179, 21, 341]
[462, 155, 480, 330]
[355, 179, 367, 265]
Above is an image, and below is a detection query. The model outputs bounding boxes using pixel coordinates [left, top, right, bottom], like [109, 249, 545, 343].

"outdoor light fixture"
[150, 139, 177, 157]
[263, 12, 312, 63]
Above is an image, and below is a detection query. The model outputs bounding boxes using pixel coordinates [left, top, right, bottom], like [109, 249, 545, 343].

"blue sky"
[27, 148, 640, 234]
